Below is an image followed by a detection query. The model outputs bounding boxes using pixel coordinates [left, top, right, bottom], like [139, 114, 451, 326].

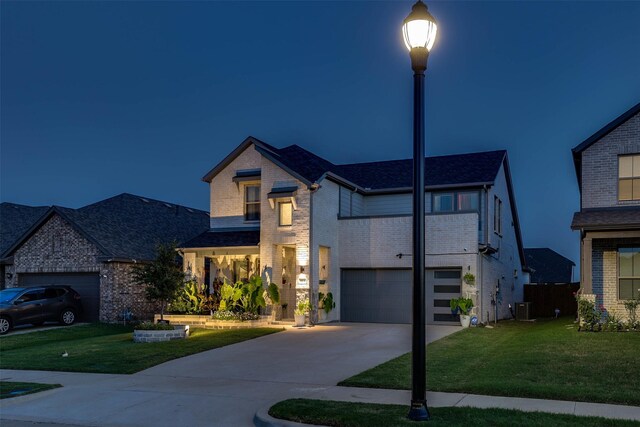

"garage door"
[19, 273, 100, 322]
[341, 268, 461, 324]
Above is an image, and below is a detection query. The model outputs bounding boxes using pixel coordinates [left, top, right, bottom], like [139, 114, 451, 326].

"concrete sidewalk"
[255, 385, 640, 426]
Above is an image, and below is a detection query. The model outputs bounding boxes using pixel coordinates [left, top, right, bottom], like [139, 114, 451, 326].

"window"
[619, 247, 640, 300]
[244, 185, 260, 221]
[17, 289, 44, 303]
[279, 201, 293, 226]
[618, 154, 640, 201]
[432, 191, 479, 213]
[433, 193, 454, 212]
[494, 196, 502, 235]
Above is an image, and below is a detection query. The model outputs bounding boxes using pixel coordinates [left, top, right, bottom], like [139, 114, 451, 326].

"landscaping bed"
[269, 399, 638, 427]
[0, 323, 282, 374]
[154, 314, 272, 329]
[0, 381, 61, 399]
[340, 318, 640, 406]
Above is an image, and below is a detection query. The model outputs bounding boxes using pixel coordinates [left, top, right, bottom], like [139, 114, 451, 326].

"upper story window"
[432, 191, 479, 213]
[279, 201, 293, 226]
[244, 185, 260, 221]
[618, 154, 640, 201]
[493, 196, 502, 235]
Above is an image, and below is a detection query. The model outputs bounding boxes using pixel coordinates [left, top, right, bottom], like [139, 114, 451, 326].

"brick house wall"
[581, 112, 640, 209]
[9, 214, 158, 322]
[578, 110, 640, 321]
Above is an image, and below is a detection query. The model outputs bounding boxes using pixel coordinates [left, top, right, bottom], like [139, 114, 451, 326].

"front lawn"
[0, 323, 282, 374]
[269, 399, 639, 427]
[0, 382, 61, 399]
[340, 319, 640, 406]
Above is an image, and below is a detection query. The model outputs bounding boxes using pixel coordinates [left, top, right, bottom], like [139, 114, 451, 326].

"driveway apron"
[0, 323, 460, 427]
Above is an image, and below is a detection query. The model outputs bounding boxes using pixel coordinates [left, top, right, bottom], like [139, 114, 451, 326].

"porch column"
[581, 236, 592, 294]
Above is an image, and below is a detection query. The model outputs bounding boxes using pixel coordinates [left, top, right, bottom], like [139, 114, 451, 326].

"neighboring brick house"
[571, 102, 640, 320]
[524, 248, 575, 285]
[180, 136, 528, 325]
[0, 194, 209, 322]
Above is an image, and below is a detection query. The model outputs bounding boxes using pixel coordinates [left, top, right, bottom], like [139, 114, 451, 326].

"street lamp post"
[402, 0, 437, 422]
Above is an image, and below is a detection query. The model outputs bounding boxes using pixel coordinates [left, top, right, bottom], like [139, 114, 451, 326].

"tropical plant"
[295, 299, 312, 316]
[318, 292, 335, 314]
[264, 282, 280, 306]
[131, 242, 184, 321]
[237, 276, 266, 314]
[217, 276, 274, 315]
[169, 280, 218, 314]
[218, 282, 241, 312]
[450, 297, 474, 315]
[463, 272, 476, 286]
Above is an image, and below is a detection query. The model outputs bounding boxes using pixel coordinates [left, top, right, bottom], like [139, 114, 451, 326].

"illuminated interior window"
[618, 154, 640, 201]
[279, 201, 292, 226]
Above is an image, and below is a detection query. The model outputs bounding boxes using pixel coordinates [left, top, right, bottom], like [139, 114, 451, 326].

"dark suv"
[0, 286, 83, 334]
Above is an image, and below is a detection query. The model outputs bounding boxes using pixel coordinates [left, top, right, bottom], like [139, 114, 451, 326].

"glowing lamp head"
[402, 1, 437, 52]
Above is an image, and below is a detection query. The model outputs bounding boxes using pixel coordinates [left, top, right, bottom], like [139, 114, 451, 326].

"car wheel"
[0, 316, 11, 335]
[60, 309, 76, 326]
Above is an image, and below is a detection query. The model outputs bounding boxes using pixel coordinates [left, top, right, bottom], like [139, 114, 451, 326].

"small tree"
[132, 242, 184, 321]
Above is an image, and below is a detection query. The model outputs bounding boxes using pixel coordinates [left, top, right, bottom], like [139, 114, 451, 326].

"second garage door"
[340, 268, 462, 324]
[19, 273, 100, 322]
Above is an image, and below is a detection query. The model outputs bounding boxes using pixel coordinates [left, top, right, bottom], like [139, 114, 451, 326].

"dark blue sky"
[2, 1, 640, 269]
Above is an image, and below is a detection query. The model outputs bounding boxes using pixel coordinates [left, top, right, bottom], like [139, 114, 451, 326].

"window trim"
[244, 184, 261, 222]
[618, 154, 640, 202]
[618, 246, 640, 300]
[278, 201, 293, 227]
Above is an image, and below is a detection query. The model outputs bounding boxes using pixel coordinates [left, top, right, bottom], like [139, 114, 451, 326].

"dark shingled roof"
[336, 150, 507, 190]
[257, 142, 506, 191]
[0, 203, 50, 257]
[571, 102, 640, 189]
[2, 194, 210, 261]
[204, 136, 507, 191]
[571, 207, 640, 230]
[180, 230, 260, 248]
[525, 248, 575, 284]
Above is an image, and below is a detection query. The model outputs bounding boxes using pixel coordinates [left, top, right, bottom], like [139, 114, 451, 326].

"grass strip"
[269, 399, 640, 427]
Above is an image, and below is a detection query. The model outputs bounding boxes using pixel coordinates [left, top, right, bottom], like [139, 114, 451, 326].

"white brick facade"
[190, 141, 527, 324]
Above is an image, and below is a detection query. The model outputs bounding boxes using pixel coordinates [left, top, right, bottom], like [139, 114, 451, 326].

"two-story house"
[571, 102, 640, 319]
[180, 137, 528, 324]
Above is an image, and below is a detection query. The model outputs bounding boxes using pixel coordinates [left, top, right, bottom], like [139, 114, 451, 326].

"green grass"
[0, 323, 282, 374]
[340, 319, 640, 406]
[0, 381, 61, 399]
[269, 399, 640, 427]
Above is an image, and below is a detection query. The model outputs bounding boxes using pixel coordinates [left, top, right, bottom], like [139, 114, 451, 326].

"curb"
[253, 406, 320, 427]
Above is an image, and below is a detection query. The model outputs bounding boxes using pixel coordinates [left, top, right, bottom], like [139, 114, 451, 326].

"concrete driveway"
[0, 323, 460, 427]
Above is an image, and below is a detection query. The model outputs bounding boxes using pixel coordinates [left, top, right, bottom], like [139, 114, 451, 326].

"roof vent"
[164, 203, 172, 208]
[140, 198, 150, 203]
[186, 208, 194, 213]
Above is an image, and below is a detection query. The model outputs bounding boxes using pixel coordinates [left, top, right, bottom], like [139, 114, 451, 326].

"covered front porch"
[179, 229, 316, 322]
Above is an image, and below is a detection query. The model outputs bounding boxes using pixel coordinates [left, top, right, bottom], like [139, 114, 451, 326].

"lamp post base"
[407, 400, 430, 421]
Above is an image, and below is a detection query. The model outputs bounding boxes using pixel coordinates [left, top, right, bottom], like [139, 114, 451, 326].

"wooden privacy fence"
[523, 283, 580, 319]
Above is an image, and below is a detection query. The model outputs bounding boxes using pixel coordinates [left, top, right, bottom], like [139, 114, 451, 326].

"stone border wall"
[133, 327, 187, 343]
[155, 314, 272, 329]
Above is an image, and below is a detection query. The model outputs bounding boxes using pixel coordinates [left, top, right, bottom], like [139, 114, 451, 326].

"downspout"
[480, 184, 489, 323]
